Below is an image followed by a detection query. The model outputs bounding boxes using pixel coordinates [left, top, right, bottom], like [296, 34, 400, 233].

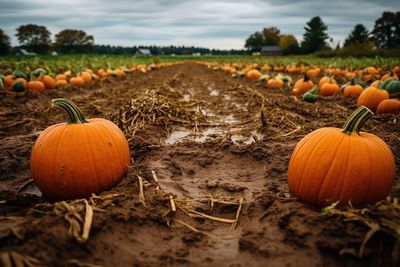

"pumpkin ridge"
[83, 123, 101, 194]
[295, 129, 338, 197]
[333, 135, 352, 204]
[367, 137, 395, 199]
[364, 140, 374, 204]
[95, 119, 129, 184]
[89, 121, 119, 189]
[34, 125, 68, 196]
[290, 130, 327, 195]
[314, 132, 347, 205]
[95, 121, 126, 171]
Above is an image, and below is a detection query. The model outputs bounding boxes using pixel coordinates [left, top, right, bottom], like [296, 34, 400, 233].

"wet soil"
[0, 62, 399, 267]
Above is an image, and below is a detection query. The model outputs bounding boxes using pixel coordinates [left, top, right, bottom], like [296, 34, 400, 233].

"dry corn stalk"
[322, 197, 400, 258]
[143, 170, 245, 233]
[0, 251, 43, 267]
[31, 193, 121, 243]
[111, 87, 209, 138]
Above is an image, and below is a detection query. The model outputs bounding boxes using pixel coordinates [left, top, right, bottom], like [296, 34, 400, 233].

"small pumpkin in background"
[27, 80, 46, 92]
[343, 79, 363, 98]
[30, 98, 130, 201]
[381, 71, 398, 81]
[246, 69, 262, 79]
[376, 99, 400, 114]
[267, 77, 284, 89]
[293, 74, 314, 96]
[4, 75, 14, 87]
[288, 106, 395, 207]
[306, 68, 320, 78]
[357, 86, 389, 112]
[70, 76, 85, 87]
[302, 86, 319, 102]
[55, 74, 67, 81]
[364, 66, 379, 76]
[80, 71, 93, 84]
[318, 76, 335, 88]
[319, 79, 340, 96]
[11, 81, 26, 92]
[56, 79, 68, 88]
[40, 75, 57, 89]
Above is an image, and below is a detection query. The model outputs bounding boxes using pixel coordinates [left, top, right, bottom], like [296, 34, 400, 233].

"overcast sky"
[0, 0, 399, 49]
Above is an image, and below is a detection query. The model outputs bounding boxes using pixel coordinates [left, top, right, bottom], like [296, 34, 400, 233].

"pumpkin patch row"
[212, 61, 400, 114]
[0, 62, 179, 95]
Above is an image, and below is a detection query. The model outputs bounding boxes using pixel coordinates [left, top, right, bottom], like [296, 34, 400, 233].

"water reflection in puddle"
[164, 127, 264, 145]
[209, 90, 219, 96]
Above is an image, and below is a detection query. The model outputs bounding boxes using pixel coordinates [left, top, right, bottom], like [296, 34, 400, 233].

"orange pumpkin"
[115, 69, 127, 78]
[288, 106, 395, 207]
[40, 75, 56, 89]
[320, 79, 340, 96]
[55, 74, 67, 81]
[364, 66, 379, 75]
[30, 98, 130, 201]
[318, 76, 335, 88]
[357, 86, 389, 112]
[56, 79, 68, 88]
[70, 77, 85, 87]
[246, 69, 262, 79]
[306, 68, 320, 78]
[27, 80, 46, 92]
[293, 74, 314, 96]
[376, 99, 400, 114]
[80, 71, 93, 83]
[343, 80, 363, 98]
[4, 75, 14, 87]
[267, 77, 284, 89]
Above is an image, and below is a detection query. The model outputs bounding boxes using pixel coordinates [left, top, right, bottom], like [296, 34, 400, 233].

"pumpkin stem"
[52, 98, 88, 124]
[341, 106, 373, 135]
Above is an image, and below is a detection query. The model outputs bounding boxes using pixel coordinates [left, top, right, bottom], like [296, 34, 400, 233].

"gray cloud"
[0, 0, 398, 49]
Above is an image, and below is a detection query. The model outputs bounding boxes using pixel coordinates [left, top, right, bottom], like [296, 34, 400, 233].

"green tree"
[15, 24, 51, 54]
[279, 34, 299, 54]
[262, 27, 281, 45]
[0, 28, 11, 56]
[54, 29, 94, 53]
[372, 11, 400, 49]
[245, 31, 264, 52]
[301, 16, 330, 53]
[344, 24, 370, 47]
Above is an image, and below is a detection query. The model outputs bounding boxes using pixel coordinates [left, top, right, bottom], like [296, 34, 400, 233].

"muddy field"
[1, 62, 399, 267]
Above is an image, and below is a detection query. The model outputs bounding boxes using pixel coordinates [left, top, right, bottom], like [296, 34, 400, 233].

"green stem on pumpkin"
[52, 98, 88, 124]
[341, 106, 373, 135]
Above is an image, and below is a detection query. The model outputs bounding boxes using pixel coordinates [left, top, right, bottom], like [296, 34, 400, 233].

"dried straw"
[322, 197, 400, 258]
[111, 86, 209, 139]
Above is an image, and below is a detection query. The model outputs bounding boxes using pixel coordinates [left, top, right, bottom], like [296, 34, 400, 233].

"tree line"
[0, 25, 246, 56]
[0, 10, 398, 56]
[245, 11, 399, 55]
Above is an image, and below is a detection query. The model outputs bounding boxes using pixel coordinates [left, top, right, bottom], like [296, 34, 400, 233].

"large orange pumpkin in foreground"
[30, 98, 130, 201]
[288, 106, 394, 207]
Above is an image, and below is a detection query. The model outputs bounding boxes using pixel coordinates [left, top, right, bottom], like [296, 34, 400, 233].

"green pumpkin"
[383, 79, 400, 94]
[11, 81, 26, 92]
[302, 86, 318, 102]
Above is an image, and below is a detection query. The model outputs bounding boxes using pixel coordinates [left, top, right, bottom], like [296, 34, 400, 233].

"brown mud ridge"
[0, 62, 399, 267]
